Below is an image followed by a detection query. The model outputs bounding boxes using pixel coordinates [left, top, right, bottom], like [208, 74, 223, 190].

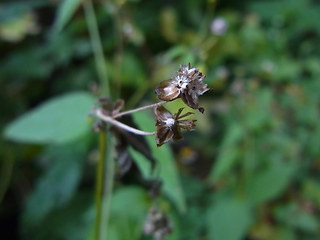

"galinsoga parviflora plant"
[91, 63, 209, 240]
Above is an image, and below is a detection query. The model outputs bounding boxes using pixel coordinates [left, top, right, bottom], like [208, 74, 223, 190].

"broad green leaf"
[206, 198, 253, 240]
[131, 110, 186, 212]
[22, 191, 95, 240]
[21, 141, 88, 228]
[210, 124, 243, 182]
[4, 92, 95, 144]
[52, 0, 83, 33]
[245, 160, 296, 204]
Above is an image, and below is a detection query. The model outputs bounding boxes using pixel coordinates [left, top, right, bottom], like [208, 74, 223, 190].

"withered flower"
[155, 63, 209, 112]
[155, 106, 196, 147]
[143, 207, 172, 240]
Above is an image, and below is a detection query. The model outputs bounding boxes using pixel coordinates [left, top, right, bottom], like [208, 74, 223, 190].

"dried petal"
[155, 105, 174, 122]
[155, 125, 174, 146]
[154, 106, 196, 146]
[155, 79, 180, 101]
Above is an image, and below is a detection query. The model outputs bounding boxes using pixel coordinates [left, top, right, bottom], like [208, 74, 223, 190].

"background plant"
[1, 0, 320, 240]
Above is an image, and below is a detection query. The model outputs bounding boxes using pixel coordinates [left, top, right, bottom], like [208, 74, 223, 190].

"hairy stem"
[94, 109, 155, 135]
[114, 101, 166, 118]
[84, 0, 110, 96]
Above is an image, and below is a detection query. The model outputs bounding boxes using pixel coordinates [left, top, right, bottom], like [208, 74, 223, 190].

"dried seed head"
[154, 106, 196, 147]
[98, 97, 124, 116]
[155, 63, 209, 112]
[143, 207, 172, 240]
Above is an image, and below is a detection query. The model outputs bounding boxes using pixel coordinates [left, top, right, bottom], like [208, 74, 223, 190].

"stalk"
[84, 0, 110, 96]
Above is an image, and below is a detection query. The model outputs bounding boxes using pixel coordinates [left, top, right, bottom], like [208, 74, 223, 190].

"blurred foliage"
[1, 0, 320, 240]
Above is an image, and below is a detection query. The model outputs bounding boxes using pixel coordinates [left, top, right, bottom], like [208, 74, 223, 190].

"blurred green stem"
[0, 149, 14, 205]
[84, 0, 110, 96]
[95, 129, 115, 240]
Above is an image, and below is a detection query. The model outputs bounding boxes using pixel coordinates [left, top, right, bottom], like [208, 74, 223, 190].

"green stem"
[95, 129, 115, 240]
[100, 132, 115, 240]
[94, 130, 106, 240]
[84, 0, 110, 96]
[0, 148, 14, 205]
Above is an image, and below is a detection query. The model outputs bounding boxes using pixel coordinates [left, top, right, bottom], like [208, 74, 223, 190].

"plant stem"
[95, 129, 116, 240]
[114, 101, 166, 118]
[94, 109, 156, 135]
[100, 132, 115, 240]
[94, 130, 106, 240]
[84, 0, 110, 96]
[0, 148, 14, 205]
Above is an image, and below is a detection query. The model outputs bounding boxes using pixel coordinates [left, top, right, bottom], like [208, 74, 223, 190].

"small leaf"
[131, 110, 186, 212]
[52, 0, 83, 33]
[206, 198, 253, 240]
[245, 160, 296, 204]
[210, 124, 243, 182]
[4, 92, 95, 144]
[274, 203, 319, 233]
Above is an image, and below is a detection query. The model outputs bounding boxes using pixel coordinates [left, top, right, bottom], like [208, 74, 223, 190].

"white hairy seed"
[164, 118, 175, 128]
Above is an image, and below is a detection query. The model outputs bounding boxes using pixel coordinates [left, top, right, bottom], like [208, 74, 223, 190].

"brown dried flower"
[143, 207, 172, 240]
[155, 63, 209, 113]
[154, 106, 196, 147]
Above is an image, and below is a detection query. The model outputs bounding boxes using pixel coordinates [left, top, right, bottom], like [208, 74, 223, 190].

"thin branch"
[94, 109, 155, 135]
[114, 101, 166, 118]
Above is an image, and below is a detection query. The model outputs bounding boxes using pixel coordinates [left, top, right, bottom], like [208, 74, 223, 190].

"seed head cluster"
[155, 63, 209, 113]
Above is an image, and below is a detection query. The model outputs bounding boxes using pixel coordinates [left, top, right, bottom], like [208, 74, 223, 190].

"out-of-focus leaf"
[206, 198, 253, 240]
[274, 203, 319, 233]
[117, 52, 146, 87]
[4, 92, 95, 144]
[303, 180, 320, 208]
[22, 191, 95, 240]
[131, 110, 186, 212]
[0, 0, 48, 22]
[114, 114, 156, 173]
[108, 187, 149, 240]
[0, 12, 38, 42]
[21, 140, 89, 233]
[210, 124, 243, 182]
[160, 8, 179, 43]
[244, 88, 273, 130]
[52, 0, 83, 33]
[245, 159, 296, 204]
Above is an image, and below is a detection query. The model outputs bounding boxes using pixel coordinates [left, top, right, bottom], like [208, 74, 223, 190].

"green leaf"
[108, 187, 149, 240]
[22, 191, 95, 240]
[131, 110, 186, 212]
[210, 124, 243, 182]
[274, 203, 319, 233]
[206, 198, 253, 240]
[21, 141, 88, 229]
[245, 160, 296, 204]
[4, 92, 95, 144]
[52, 0, 83, 33]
